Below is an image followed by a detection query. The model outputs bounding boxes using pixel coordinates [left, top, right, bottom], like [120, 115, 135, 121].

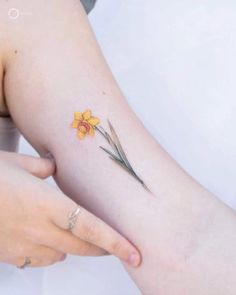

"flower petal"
[88, 117, 100, 126]
[77, 130, 86, 139]
[74, 112, 82, 121]
[89, 126, 95, 136]
[71, 120, 79, 128]
[82, 109, 91, 120]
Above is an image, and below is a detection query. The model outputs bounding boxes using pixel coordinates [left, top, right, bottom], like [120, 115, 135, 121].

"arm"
[2, 0, 236, 293]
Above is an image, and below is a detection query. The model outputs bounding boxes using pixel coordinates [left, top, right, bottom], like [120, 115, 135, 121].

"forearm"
[2, 0, 236, 293]
[40, 102, 236, 294]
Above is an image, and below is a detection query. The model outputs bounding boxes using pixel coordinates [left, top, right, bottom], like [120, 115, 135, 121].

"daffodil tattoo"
[71, 109, 150, 192]
[71, 109, 100, 139]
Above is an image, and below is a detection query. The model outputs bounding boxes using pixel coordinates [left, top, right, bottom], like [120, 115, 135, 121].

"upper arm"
[3, 0, 122, 155]
[2, 0, 149, 197]
[1, 0, 150, 204]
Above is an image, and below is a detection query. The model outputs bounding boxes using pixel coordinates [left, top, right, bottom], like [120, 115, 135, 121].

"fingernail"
[127, 252, 140, 267]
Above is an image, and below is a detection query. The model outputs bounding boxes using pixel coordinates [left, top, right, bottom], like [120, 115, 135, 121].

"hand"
[0, 151, 141, 267]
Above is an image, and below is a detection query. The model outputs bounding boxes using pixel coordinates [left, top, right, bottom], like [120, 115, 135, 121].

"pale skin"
[0, 150, 141, 268]
[0, 0, 236, 294]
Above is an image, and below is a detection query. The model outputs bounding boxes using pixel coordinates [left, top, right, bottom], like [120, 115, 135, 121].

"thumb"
[0, 150, 55, 179]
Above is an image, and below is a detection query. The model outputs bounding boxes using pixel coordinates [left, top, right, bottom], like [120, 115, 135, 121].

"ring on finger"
[67, 205, 81, 231]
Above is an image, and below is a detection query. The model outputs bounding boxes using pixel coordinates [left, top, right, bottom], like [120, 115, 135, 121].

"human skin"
[1, 0, 236, 294]
[0, 150, 141, 268]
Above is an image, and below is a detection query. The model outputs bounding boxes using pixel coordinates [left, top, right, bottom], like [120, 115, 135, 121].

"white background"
[1, 0, 236, 294]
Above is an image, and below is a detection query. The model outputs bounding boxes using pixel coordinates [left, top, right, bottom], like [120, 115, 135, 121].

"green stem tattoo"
[71, 110, 152, 193]
[95, 121, 151, 193]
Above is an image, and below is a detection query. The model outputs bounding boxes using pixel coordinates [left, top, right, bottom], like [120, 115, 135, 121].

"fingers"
[50, 200, 141, 267]
[72, 209, 141, 267]
[0, 150, 55, 178]
[43, 224, 108, 256]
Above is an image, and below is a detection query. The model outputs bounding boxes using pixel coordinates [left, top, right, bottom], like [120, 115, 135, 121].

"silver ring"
[17, 257, 31, 269]
[68, 206, 81, 231]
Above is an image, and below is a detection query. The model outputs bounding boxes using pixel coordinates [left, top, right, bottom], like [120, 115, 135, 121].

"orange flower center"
[78, 121, 90, 133]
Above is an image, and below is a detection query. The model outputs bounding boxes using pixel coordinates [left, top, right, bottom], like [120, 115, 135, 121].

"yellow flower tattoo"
[70, 109, 100, 139]
[71, 109, 151, 193]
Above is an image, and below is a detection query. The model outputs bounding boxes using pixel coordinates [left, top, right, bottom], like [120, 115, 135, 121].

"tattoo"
[71, 109, 151, 192]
